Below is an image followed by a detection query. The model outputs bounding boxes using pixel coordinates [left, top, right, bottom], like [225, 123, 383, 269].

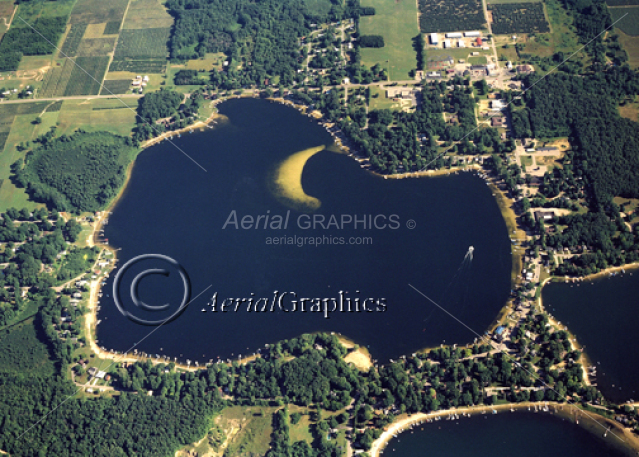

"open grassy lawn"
[610, 7, 639, 36]
[369, 85, 402, 111]
[123, 0, 173, 29]
[17, 55, 54, 72]
[359, 0, 420, 81]
[617, 29, 639, 68]
[469, 55, 488, 64]
[57, 98, 137, 136]
[202, 406, 275, 457]
[520, 154, 533, 167]
[619, 98, 639, 121]
[183, 52, 226, 71]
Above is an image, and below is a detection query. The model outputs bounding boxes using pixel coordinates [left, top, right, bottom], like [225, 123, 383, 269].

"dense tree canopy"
[14, 132, 137, 213]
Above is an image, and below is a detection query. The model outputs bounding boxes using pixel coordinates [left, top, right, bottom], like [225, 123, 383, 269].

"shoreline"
[370, 402, 639, 457]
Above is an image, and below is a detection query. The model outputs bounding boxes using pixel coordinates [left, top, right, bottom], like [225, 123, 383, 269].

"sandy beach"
[370, 401, 639, 457]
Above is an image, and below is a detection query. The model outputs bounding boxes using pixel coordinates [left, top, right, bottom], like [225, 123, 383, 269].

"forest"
[133, 89, 205, 141]
[358, 35, 384, 48]
[13, 131, 137, 213]
[0, 16, 68, 71]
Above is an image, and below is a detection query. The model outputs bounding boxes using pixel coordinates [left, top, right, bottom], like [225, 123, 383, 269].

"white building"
[430, 33, 439, 45]
[458, 40, 466, 48]
[445, 32, 463, 39]
[507, 61, 513, 70]
[464, 31, 481, 37]
[443, 40, 452, 48]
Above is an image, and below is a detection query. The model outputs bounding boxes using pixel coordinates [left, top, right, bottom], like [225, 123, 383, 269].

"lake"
[385, 411, 628, 457]
[543, 272, 639, 403]
[98, 98, 512, 363]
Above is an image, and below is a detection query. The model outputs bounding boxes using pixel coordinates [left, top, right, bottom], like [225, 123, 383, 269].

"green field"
[369, 85, 403, 111]
[102, 79, 132, 94]
[123, 0, 174, 29]
[57, 98, 137, 136]
[469, 55, 489, 64]
[617, 29, 639, 68]
[69, 0, 129, 25]
[76, 37, 117, 57]
[114, 28, 171, 59]
[610, 7, 639, 36]
[64, 56, 110, 96]
[359, 0, 420, 81]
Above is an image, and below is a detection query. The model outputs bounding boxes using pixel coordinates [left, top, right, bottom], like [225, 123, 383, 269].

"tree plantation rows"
[418, 0, 485, 33]
[488, 3, 550, 34]
[13, 131, 137, 213]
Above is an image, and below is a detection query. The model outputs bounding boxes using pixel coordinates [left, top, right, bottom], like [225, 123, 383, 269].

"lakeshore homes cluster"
[430, 31, 486, 49]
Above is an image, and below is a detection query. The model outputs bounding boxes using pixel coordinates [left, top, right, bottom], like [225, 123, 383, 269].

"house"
[87, 367, 98, 377]
[96, 370, 106, 379]
[529, 177, 543, 187]
[516, 65, 534, 74]
[534, 211, 554, 222]
[491, 117, 506, 127]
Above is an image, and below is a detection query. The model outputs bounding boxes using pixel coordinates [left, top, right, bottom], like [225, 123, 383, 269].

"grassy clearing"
[83, 22, 107, 38]
[520, 155, 533, 167]
[619, 98, 639, 121]
[16, 55, 53, 72]
[359, 0, 420, 81]
[610, 7, 639, 36]
[57, 98, 137, 136]
[0, 319, 56, 376]
[76, 37, 117, 57]
[369, 85, 402, 111]
[182, 52, 226, 71]
[515, 0, 583, 58]
[469, 55, 488, 64]
[69, 0, 129, 25]
[207, 406, 275, 457]
[617, 29, 639, 68]
[123, 0, 173, 29]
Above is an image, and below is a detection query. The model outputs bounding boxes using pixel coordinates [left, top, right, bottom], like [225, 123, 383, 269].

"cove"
[98, 98, 511, 363]
[543, 273, 639, 403]
[385, 411, 627, 457]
